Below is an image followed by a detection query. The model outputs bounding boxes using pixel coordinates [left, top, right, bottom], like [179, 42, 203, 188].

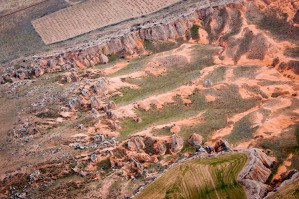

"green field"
[135, 153, 247, 199]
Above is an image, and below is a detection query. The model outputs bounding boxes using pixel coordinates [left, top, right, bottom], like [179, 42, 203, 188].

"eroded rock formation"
[188, 133, 203, 148]
[238, 148, 275, 199]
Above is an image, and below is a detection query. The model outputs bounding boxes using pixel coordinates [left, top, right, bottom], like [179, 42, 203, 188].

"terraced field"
[32, 0, 180, 44]
[135, 153, 247, 199]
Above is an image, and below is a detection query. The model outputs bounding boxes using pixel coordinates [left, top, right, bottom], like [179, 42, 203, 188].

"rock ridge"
[0, 0, 243, 84]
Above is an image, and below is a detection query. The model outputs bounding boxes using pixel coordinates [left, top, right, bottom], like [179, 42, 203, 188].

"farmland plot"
[32, 0, 180, 44]
[135, 153, 247, 199]
[0, 0, 45, 16]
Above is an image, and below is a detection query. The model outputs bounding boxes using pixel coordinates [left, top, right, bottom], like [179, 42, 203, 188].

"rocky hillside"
[1, 0, 298, 84]
[0, 0, 298, 198]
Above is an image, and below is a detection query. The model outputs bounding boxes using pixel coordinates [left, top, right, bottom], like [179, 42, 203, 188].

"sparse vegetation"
[97, 158, 112, 171]
[204, 66, 227, 83]
[152, 127, 172, 137]
[0, 0, 69, 63]
[225, 112, 257, 144]
[190, 25, 200, 39]
[204, 8, 228, 43]
[110, 45, 214, 105]
[257, 125, 299, 183]
[256, 13, 299, 42]
[143, 39, 184, 54]
[119, 83, 260, 140]
[284, 47, 299, 58]
[221, 10, 242, 41]
[232, 65, 259, 80]
[233, 30, 254, 63]
[267, 178, 299, 199]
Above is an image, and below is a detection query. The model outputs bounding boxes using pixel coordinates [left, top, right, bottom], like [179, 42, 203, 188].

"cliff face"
[1, 0, 298, 84]
[238, 149, 275, 199]
[0, 0, 242, 83]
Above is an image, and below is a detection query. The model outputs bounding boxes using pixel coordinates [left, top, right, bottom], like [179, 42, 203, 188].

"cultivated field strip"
[135, 153, 247, 199]
[32, 0, 180, 44]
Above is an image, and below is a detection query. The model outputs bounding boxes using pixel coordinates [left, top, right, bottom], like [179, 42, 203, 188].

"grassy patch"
[119, 85, 259, 140]
[143, 39, 184, 54]
[204, 66, 227, 83]
[190, 25, 200, 39]
[256, 125, 299, 183]
[225, 112, 257, 144]
[110, 45, 214, 105]
[242, 84, 268, 99]
[118, 95, 206, 140]
[284, 46, 299, 58]
[233, 30, 254, 63]
[97, 158, 111, 171]
[256, 13, 299, 42]
[152, 127, 172, 137]
[225, 108, 270, 144]
[36, 109, 61, 118]
[204, 8, 228, 43]
[135, 153, 247, 199]
[221, 10, 242, 41]
[232, 65, 259, 80]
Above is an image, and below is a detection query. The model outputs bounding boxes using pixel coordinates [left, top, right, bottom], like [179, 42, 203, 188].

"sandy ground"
[103, 61, 129, 75]
[273, 153, 293, 181]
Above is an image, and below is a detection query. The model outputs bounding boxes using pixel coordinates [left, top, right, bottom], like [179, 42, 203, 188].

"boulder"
[196, 147, 208, 154]
[127, 137, 145, 151]
[16, 70, 27, 80]
[91, 108, 100, 118]
[68, 97, 83, 111]
[99, 54, 109, 64]
[66, 76, 72, 83]
[33, 66, 44, 77]
[39, 59, 48, 67]
[214, 139, 231, 152]
[49, 59, 58, 70]
[204, 146, 214, 153]
[106, 110, 117, 119]
[29, 170, 41, 183]
[74, 143, 85, 150]
[90, 96, 101, 109]
[203, 79, 213, 87]
[154, 142, 167, 155]
[58, 57, 65, 66]
[170, 134, 184, 153]
[188, 133, 203, 148]
[81, 88, 90, 97]
[108, 101, 117, 109]
[130, 157, 143, 175]
[93, 134, 106, 143]
[90, 154, 97, 163]
[93, 79, 108, 95]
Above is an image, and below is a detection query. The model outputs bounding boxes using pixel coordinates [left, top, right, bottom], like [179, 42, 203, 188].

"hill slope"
[135, 153, 247, 199]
